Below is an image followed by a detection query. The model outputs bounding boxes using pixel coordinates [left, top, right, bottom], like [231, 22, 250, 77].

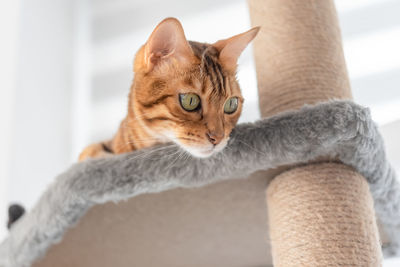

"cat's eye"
[224, 97, 239, 114]
[179, 93, 201, 111]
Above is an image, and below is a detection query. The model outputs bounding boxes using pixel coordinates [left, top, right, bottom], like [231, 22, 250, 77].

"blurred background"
[0, 0, 399, 264]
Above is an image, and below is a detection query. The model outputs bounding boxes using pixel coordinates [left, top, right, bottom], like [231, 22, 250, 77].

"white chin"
[167, 134, 229, 158]
[182, 143, 227, 158]
[185, 148, 215, 158]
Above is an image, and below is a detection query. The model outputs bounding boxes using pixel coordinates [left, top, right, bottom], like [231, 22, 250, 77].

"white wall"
[0, 0, 21, 243]
[8, 0, 75, 210]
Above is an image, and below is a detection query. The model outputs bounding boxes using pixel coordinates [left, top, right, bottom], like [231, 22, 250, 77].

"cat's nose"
[206, 131, 224, 145]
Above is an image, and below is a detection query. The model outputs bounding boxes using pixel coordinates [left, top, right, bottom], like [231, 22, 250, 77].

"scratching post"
[248, 0, 382, 266]
[268, 164, 381, 266]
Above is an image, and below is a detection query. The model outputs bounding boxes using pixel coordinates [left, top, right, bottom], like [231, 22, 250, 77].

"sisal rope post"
[248, 0, 382, 266]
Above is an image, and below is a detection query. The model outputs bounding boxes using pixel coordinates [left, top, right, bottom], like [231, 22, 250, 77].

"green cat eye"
[224, 97, 239, 114]
[179, 93, 201, 111]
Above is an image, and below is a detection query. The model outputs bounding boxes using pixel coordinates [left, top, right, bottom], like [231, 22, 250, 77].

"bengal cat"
[79, 17, 259, 160]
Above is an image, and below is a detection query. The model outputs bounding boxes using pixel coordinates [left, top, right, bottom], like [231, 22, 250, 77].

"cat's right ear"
[143, 18, 194, 72]
[213, 27, 260, 73]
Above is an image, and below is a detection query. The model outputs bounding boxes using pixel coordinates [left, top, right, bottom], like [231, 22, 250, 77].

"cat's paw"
[79, 143, 112, 161]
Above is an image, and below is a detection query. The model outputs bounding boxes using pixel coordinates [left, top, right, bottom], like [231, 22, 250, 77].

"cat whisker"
[163, 150, 182, 171]
[236, 139, 267, 157]
[125, 144, 177, 162]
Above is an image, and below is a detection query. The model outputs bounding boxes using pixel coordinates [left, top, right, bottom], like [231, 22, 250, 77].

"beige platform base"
[34, 171, 275, 267]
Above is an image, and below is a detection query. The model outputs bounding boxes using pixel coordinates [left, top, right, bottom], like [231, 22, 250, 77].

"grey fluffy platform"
[1, 101, 399, 266]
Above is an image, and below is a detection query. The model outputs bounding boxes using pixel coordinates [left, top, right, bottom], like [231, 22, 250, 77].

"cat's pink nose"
[206, 132, 224, 145]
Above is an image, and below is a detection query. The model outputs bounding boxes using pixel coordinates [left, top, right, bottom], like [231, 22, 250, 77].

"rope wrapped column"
[248, 0, 382, 266]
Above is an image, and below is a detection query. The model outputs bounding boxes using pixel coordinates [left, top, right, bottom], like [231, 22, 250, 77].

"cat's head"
[132, 18, 259, 158]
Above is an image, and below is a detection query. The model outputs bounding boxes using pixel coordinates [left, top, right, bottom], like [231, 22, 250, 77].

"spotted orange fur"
[79, 18, 259, 160]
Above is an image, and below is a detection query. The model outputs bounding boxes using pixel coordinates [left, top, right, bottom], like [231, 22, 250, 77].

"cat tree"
[33, 0, 379, 266]
[2, 0, 399, 266]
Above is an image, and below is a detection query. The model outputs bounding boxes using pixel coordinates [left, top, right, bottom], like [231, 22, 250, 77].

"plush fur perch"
[0, 101, 399, 266]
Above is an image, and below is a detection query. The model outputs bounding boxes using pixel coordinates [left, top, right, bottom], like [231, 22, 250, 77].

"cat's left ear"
[213, 27, 260, 73]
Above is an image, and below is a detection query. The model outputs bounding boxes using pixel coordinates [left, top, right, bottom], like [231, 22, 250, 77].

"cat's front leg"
[78, 142, 113, 161]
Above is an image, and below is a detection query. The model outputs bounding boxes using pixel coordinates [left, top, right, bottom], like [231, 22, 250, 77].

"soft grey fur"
[1, 100, 399, 266]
